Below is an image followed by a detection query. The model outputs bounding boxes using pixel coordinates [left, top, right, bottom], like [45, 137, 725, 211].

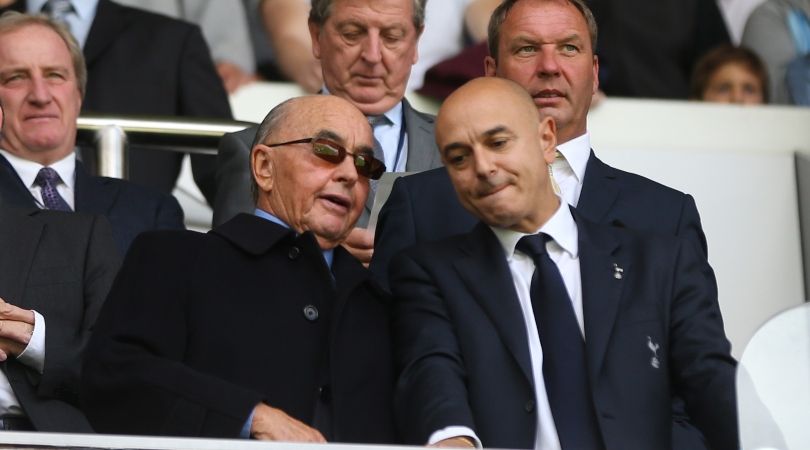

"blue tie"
[517, 233, 604, 450]
[34, 167, 72, 212]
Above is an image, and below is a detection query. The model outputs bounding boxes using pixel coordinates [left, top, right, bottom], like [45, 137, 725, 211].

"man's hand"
[250, 403, 326, 442]
[341, 227, 374, 266]
[0, 298, 34, 360]
[430, 436, 477, 447]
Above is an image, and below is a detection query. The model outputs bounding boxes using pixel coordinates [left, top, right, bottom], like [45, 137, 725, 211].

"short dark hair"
[309, 0, 427, 30]
[0, 12, 87, 98]
[487, 0, 598, 61]
[689, 44, 769, 103]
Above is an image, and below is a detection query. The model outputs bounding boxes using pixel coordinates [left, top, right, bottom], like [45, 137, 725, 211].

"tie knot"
[367, 114, 390, 128]
[516, 233, 551, 258]
[42, 0, 73, 15]
[34, 167, 62, 187]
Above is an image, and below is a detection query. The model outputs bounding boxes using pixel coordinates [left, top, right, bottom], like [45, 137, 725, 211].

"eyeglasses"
[264, 138, 386, 180]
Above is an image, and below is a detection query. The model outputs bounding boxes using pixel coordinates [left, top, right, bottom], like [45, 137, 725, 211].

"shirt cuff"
[16, 310, 45, 374]
[428, 426, 482, 448]
[241, 409, 256, 438]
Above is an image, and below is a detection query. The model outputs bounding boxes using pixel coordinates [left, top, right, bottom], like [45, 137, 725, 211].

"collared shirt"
[0, 308, 46, 416]
[492, 200, 581, 450]
[253, 208, 334, 268]
[321, 86, 408, 172]
[553, 132, 591, 207]
[27, 0, 99, 49]
[0, 150, 76, 210]
[429, 201, 582, 450]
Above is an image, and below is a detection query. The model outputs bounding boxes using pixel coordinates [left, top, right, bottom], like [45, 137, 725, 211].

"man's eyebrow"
[314, 129, 343, 143]
[483, 125, 511, 137]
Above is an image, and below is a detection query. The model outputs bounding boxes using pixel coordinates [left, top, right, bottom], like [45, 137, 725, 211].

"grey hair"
[309, 0, 427, 30]
[0, 11, 87, 98]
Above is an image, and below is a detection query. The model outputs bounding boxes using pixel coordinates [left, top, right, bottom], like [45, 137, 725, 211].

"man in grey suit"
[214, 0, 440, 263]
[0, 197, 119, 431]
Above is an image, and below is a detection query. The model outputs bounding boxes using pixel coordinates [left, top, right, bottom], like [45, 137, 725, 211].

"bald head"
[437, 77, 540, 149]
[250, 94, 375, 249]
[435, 77, 560, 232]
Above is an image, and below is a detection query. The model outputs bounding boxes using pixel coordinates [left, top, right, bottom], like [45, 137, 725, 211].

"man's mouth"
[320, 193, 351, 211]
[533, 89, 564, 99]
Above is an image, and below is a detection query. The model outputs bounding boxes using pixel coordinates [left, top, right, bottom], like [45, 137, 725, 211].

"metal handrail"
[76, 115, 256, 178]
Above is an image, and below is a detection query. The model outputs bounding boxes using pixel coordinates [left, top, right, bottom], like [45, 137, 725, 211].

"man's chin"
[344, 88, 400, 115]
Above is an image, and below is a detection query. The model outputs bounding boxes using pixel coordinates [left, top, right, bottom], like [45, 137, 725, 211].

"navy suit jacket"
[391, 212, 737, 450]
[0, 154, 184, 253]
[0, 201, 119, 432]
[82, 214, 396, 442]
[372, 151, 708, 289]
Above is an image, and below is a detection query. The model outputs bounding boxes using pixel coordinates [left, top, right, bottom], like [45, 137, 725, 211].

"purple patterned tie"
[34, 167, 72, 212]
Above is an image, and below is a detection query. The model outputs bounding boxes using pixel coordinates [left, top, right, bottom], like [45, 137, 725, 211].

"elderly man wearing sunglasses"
[81, 95, 397, 444]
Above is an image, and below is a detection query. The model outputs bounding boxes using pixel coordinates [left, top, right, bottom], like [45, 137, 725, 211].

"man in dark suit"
[392, 76, 737, 450]
[0, 0, 232, 203]
[373, 2, 717, 448]
[213, 0, 440, 264]
[0, 198, 120, 432]
[82, 95, 395, 443]
[0, 13, 184, 253]
[372, 0, 707, 285]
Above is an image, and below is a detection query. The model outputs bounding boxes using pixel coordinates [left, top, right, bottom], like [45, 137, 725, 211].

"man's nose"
[28, 76, 53, 105]
[536, 48, 561, 76]
[360, 32, 383, 64]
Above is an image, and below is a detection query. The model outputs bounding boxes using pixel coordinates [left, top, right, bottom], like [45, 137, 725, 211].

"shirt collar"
[0, 149, 76, 191]
[490, 198, 579, 260]
[556, 131, 591, 183]
[254, 208, 334, 267]
[320, 85, 403, 125]
[28, 0, 98, 19]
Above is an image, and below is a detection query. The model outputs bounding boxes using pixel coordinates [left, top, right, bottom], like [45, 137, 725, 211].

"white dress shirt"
[27, 0, 99, 49]
[0, 150, 77, 210]
[429, 200, 582, 449]
[552, 132, 591, 208]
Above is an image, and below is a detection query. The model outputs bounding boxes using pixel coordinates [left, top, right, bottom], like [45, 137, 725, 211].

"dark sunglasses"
[264, 138, 386, 180]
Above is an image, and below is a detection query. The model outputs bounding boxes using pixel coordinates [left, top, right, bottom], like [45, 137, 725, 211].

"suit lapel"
[575, 212, 627, 383]
[0, 154, 38, 209]
[73, 162, 117, 215]
[453, 223, 534, 385]
[83, 0, 126, 66]
[577, 151, 619, 224]
[402, 99, 439, 172]
[0, 206, 43, 308]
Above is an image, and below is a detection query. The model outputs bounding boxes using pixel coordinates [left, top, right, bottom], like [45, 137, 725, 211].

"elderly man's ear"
[251, 145, 275, 193]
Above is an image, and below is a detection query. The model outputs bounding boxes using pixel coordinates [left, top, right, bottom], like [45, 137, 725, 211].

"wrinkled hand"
[430, 436, 477, 447]
[0, 298, 34, 360]
[250, 403, 326, 442]
[341, 227, 374, 267]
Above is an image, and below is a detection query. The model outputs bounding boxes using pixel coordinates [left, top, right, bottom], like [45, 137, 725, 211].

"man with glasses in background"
[82, 95, 396, 444]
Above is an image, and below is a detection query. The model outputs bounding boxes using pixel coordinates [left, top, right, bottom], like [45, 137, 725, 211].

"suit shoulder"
[97, 176, 180, 205]
[398, 167, 451, 192]
[606, 163, 691, 202]
[108, 0, 199, 33]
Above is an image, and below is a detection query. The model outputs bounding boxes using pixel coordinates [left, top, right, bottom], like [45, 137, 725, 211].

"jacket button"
[318, 385, 331, 403]
[288, 246, 301, 260]
[524, 400, 535, 413]
[303, 305, 319, 321]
